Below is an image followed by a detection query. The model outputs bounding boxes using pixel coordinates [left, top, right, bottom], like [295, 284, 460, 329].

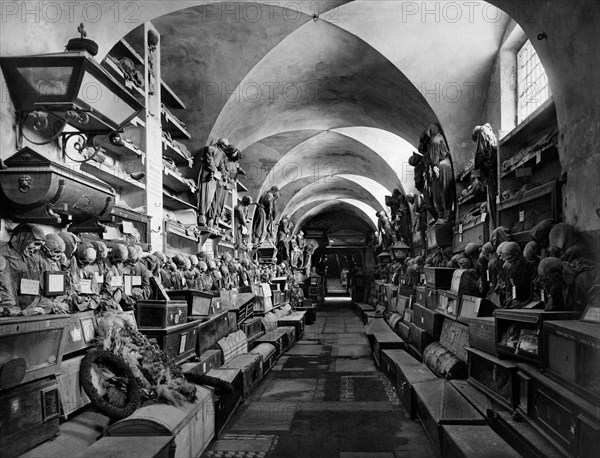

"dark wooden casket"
[468, 316, 496, 355]
[542, 320, 600, 403]
[78, 436, 174, 458]
[196, 311, 236, 356]
[181, 349, 223, 378]
[495, 309, 580, 364]
[424, 267, 456, 290]
[205, 367, 243, 436]
[426, 221, 453, 249]
[249, 343, 277, 373]
[467, 347, 518, 409]
[441, 425, 521, 458]
[458, 295, 495, 325]
[107, 385, 214, 457]
[137, 300, 188, 330]
[439, 319, 470, 363]
[516, 363, 600, 458]
[437, 290, 462, 321]
[408, 322, 435, 359]
[141, 320, 199, 364]
[423, 342, 467, 380]
[240, 317, 264, 340]
[0, 376, 61, 458]
[413, 379, 486, 456]
[61, 311, 97, 358]
[414, 303, 444, 338]
[277, 315, 305, 340]
[0, 147, 115, 226]
[220, 353, 263, 401]
[168, 289, 221, 321]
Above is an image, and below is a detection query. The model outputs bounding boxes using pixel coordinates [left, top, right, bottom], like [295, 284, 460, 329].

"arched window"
[517, 40, 552, 123]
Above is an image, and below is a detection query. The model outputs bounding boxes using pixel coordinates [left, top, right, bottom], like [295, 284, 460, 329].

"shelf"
[224, 204, 233, 212]
[164, 220, 199, 242]
[161, 107, 191, 140]
[80, 161, 145, 192]
[131, 116, 145, 128]
[497, 180, 558, 212]
[163, 137, 193, 167]
[499, 97, 556, 147]
[95, 135, 143, 158]
[163, 166, 195, 193]
[101, 57, 145, 99]
[500, 130, 558, 178]
[219, 240, 234, 249]
[163, 190, 196, 210]
[161, 81, 186, 110]
[218, 220, 232, 230]
[111, 39, 144, 66]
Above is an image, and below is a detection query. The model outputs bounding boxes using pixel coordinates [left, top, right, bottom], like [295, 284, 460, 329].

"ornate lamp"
[0, 24, 143, 150]
[391, 241, 410, 259]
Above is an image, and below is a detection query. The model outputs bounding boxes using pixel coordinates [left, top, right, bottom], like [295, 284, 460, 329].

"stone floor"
[202, 299, 436, 458]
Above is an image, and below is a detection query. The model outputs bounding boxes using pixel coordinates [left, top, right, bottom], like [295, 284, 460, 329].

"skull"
[479, 201, 488, 214]
[501, 189, 514, 201]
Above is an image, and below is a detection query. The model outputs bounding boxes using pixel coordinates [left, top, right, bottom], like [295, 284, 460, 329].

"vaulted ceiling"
[118, 0, 511, 234]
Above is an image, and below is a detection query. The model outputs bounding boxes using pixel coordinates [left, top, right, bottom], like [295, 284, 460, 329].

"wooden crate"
[495, 310, 581, 365]
[0, 376, 60, 458]
[240, 317, 263, 339]
[439, 319, 469, 362]
[437, 290, 462, 321]
[169, 289, 221, 321]
[452, 219, 489, 253]
[371, 331, 405, 368]
[107, 385, 214, 458]
[255, 329, 287, 357]
[249, 343, 277, 373]
[141, 320, 199, 364]
[458, 295, 495, 325]
[442, 425, 520, 458]
[409, 322, 435, 357]
[468, 316, 496, 355]
[516, 363, 600, 458]
[56, 354, 90, 418]
[426, 222, 453, 249]
[277, 315, 305, 340]
[78, 436, 174, 458]
[413, 379, 486, 456]
[543, 320, 600, 403]
[467, 347, 518, 409]
[397, 321, 411, 343]
[181, 349, 223, 378]
[221, 354, 263, 401]
[196, 311, 235, 356]
[137, 300, 188, 330]
[205, 368, 243, 436]
[395, 295, 410, 318]
[413, 303, 444, 338]
[390, 350, 437, 419]
[423, 267, 456, 290]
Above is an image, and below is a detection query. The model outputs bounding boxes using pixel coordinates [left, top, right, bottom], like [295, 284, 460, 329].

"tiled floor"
[203, 300, 436, 458]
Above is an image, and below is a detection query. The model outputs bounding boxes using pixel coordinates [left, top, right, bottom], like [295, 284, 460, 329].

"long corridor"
[202, 299, 435, 458]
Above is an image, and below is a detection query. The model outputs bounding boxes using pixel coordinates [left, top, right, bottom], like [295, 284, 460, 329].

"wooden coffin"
[371, 330, 405, 368]
[0, 315, 68, 389]
[181, 349, 223, 378]
[240, 317, 264, 340]
[467, 347, 518, 409]
[542, 320, 600, 403]
[387, 312, 403, 333]
[383, 349, 437, 419]
[141, 320, 199, 364]
[205, 367, 243, 436]
[137, 300, 188, 330]
[78, 436, 174, 458]
[452, 219, 490, 253]
[217, 330, 248, 364]
[0, 147, 115, 225]
[458, 295, 495, 325]
[296, 301, 317, 324]
[397, 321, 411, 343]
[468, 316, 496, 355]
[107, 385, 214, 458]
[408, 322, 435, 359]
[0, 376, 60, 458]
[56, 354, 90, 418]
[424, 267, 456, 290]
[168, 289, 221, 321]
[355, 301, 374, 320]
[413, 379, 486, 456]
[279, 326, 297, 349]
[439, 319, 469, 362]
[277, 315, 305, 340]
[255, 329, 287, 357]
[415, 286, 428, 307]
[516, 363, 600, 458]
[413, 303, 444, 338]
[426, 221, 454, 249]
[221, 353, 263, 401]
[249, 343, 277, 373]
[423, 342, 467, 380]
[495, 309, 580, 364]
[437, 290, 462, 321]
[196, 311, 235, 356]
[442, 425, 520, 458]
[395, 295, 410, 318]
[61, 311, 97, 357]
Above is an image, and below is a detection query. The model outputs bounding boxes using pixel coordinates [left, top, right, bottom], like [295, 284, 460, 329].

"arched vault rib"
[292, 200, 378, 233]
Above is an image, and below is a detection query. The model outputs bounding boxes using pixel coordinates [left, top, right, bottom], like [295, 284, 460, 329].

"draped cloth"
[252, 190, 277, 243]
[548, 222, 589, 263]
[472, 124, 498, 227]
[422, 124, 455, 221]
[193, 145, 220, 224]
